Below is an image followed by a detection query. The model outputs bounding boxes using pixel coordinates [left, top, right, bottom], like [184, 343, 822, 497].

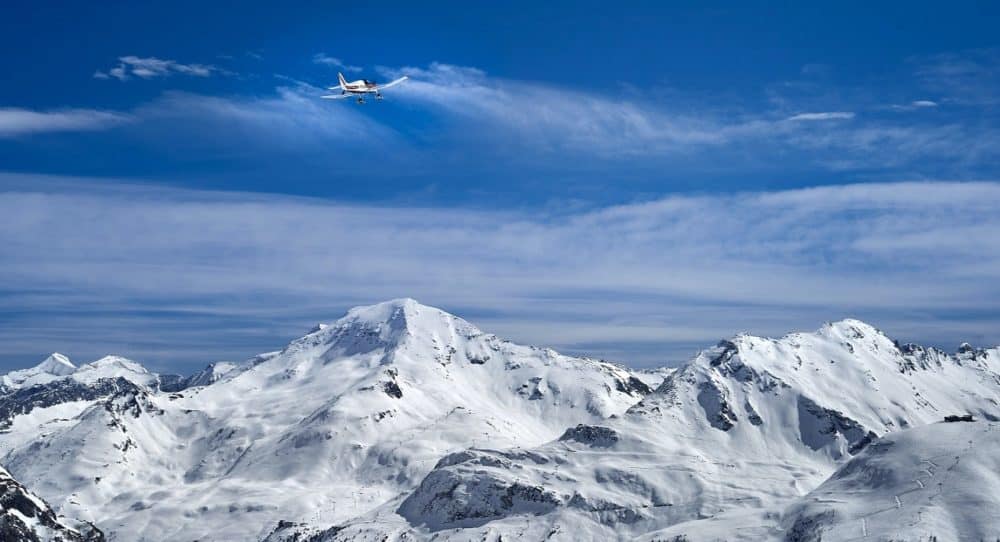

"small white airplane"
[322, 72, 409, 103]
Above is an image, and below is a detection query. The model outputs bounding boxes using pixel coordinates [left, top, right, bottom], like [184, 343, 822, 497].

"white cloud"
[786, 111, 856, 121]
[94, 56, 225, 81]
[374, 63, 990, 171]
[888, 100, 939, 112]
[1, 175, 997, 367]
[131, 83, 400, 151]
[0, 107, 129, 137]
[375, 63, 753, 155]
[312, 53, 362, 72]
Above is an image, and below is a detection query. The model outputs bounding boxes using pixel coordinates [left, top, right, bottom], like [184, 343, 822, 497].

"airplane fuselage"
[323, 72, 407, 102]
[341, 80, 380, 94]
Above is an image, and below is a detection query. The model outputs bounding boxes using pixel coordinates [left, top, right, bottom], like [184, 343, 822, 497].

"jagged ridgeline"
[1, 300, 998, 541]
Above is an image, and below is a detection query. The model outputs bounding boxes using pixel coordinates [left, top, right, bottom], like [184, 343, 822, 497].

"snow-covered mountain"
[0, 464, 104, 542]
[1, 353, 77, 390]
[0, 299, 654, 541]
[1, 303, 997, 541]
[0, 353, 164, 398]
[782, 420, 1000, 541]
[306, 319, 1000, 541]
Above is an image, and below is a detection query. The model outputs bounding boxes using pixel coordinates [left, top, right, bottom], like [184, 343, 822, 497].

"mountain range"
[1, 299, 997, 541]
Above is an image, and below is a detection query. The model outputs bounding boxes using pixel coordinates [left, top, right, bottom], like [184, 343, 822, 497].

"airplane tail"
[337, 72, 348, 88]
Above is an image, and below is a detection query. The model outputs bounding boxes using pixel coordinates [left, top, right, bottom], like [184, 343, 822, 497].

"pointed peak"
[35, 352, 76, 376]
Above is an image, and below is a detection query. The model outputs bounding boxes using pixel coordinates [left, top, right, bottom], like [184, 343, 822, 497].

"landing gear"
[376, 93, 384, 101]
[356, 96, 365, 104]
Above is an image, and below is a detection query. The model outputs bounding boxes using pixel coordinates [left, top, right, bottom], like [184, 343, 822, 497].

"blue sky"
[1, 2, 999, 372]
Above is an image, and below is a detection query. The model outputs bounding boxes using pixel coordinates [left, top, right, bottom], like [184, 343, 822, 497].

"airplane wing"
[321, 94, 352, 100]
[376, 76, 409, 90]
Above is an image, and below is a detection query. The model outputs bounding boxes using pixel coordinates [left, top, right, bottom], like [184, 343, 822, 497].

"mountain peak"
[819, 318, 886, 340]
[73, 355, 157, 387]
[335, 298, 477, 340]
[280, 299, 482, 361]
[35, 352, 77, 376]
[1, 352, 78, 389]
[343, 297, 424, 321]
[83, 355, 147, 370]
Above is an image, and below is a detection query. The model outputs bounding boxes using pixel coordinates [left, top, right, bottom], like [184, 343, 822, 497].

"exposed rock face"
[0, 377, 143, 430]
[559, 424, 620, 447]
[398, 465, 563, 529]
[164, 361, 245, 391]
[697, 379, 739, 431]
[797, 396, 878, 457]
[0, 465, 103, 542]
[615, 375, 652, 395]
[260, 520, 326, 542]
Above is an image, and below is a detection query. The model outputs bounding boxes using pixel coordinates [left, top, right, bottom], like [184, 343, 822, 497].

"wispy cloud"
[6, 58, 997, 185]
[786, 111, 856, 121]
[129, 82, 401, 153]
[94, 56, 227, 81]
[911, 48, 1000, 106]
[1, 175, 997, 369]
[376, 63, 752, 155]
[889, 100, 939, 112]
[0, 107, 129, 137]
[367, 63, 998, 174]
[312, 53, 362, 73]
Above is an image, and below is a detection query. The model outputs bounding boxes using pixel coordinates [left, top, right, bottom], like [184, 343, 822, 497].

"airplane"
[322, 72, 409, 103]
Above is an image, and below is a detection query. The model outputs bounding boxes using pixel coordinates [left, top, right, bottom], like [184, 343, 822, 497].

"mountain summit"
[0, 299, 654, 541]
[1, 352, 77, 389]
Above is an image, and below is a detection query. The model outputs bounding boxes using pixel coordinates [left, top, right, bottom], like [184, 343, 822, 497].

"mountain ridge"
[0, 299, 657, 541]
[1, 300, 998, 541]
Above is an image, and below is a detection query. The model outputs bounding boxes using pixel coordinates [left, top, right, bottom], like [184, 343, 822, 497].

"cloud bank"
[1, 175, 997, 371]
[0, 107, 130, 137]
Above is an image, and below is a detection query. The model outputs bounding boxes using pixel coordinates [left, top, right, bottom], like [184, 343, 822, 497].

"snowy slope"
[3, 305, 998, 541]
[70, 356, 159, 388]
[176, 360, 241, 388]
[0, 464, 104, 542]
[319, 320, 1000, 541]
[1, 352, 187, 394]
[782, 421, 1000, 541]
[0, 299, 652, 541]
[0, 352, 168, 453]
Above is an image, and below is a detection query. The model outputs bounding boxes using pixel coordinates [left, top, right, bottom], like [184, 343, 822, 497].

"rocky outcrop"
[0, 465, 103, 542]
[559, 424, 620, 447]
[0, 377, 144, 430]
